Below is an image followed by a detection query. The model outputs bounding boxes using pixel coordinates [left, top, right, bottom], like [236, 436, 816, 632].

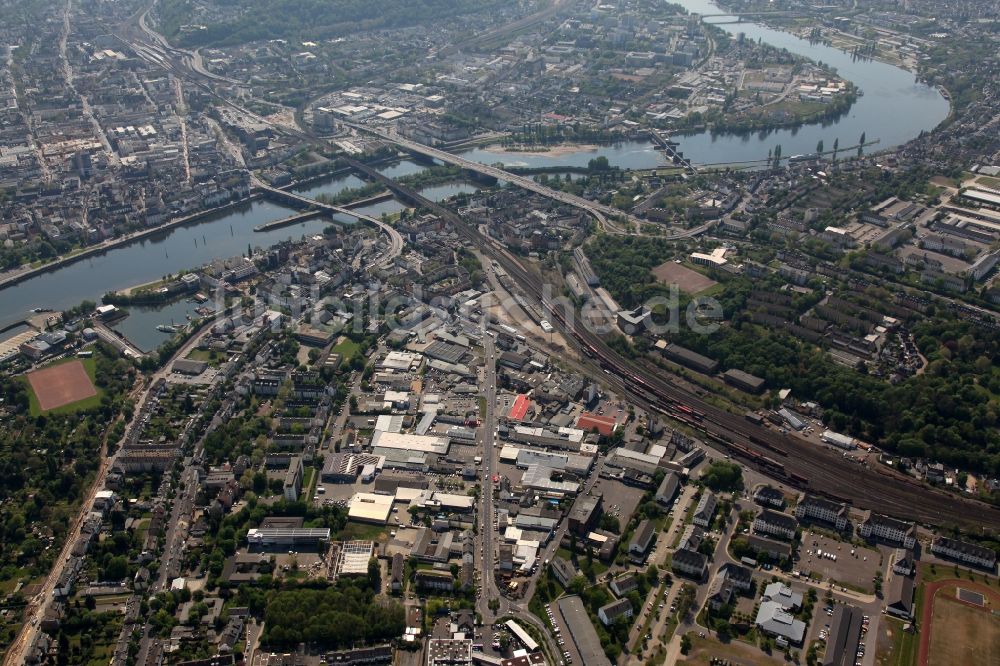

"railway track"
[116, 26, 998, 532]
[340, 158, 1000, 532]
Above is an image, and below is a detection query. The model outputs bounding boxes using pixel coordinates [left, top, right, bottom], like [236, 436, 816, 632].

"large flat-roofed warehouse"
[371, 430, 450, 455]
[427, 638, 472, 666]
[424, 341, 467, 364]
[514, 447, 593, 476]
[246, 528, 331, 547]
[723, 368, 765, 393]
[348, 492, 394, 524]
[822, 604, 864, 666]
[662, 343, 719, 374]
[377, 350, 423, 371]
[557, 595, 611, 666]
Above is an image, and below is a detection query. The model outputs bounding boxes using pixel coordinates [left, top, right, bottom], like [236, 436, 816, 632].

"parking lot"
[799, 532, 881, 593]
[591, 479, 646, 531]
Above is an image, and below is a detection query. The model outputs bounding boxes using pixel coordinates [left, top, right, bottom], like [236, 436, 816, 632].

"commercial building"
[347, 493, 394, 524]
[858, 513, 916, 548]
[172, 358, 208, 375]
[427, 638, 472, 666]
[507, 394, 531, 421]
[370, 430, 450, 456]
[753, 509, 798, 541]
[794, 496, 849, 531]
[514, 447, 592, 476]
[246, 528, 331, 548]
[557, 596, 612, 666]
[820, 430, 857, 450]
[822, 604, 864, 666]
[930, 536, 997, 570]
[336, 541, 375, 577]
[504, 619, 538, 652]
[519, 465, 580, 496]
[377, 351, 422, 371]
[576, 412, 618, 436]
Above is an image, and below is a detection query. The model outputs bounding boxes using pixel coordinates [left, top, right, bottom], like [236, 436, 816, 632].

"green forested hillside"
[158, 0, 512, 47]
[585, 236, 1000, 476]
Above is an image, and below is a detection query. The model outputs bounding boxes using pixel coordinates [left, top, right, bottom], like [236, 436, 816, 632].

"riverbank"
[481, 143, 602, 157]
[669, 0, 948, 164]
[0, 194, 262, 295]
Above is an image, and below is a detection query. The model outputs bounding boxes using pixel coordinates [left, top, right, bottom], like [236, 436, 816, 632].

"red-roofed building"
[508, 394, 531, 421]
[577, 412, 617, 437]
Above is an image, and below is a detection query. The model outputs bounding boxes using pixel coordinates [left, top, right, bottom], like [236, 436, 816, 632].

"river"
[0, 3, 948, 349]
[670, 0, 949, 163]
[0, 170, 481, 351]
[452, 0, 948, 169]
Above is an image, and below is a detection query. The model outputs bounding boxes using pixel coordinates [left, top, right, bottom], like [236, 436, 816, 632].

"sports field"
[651, 261, 718, 294]
[923, 582, 998, 666]
[26, 358, 99, 413]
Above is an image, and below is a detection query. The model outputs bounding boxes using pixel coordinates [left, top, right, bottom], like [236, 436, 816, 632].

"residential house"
[692, 492, 717, 528]
[794, 496, 848, 531]
[597, 598, 633, 626]
[753, 509, 798, 541]
[930, 536, 997, 570]
[858, 513, 916, 548]
[671, 548, 708, 580]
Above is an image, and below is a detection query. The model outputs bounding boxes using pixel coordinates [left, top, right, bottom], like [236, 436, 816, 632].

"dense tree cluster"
[700, 461, 744, 492]
[261, 583, 404, 647]
[588, 235, 1000, 476]
[0, 344, 134, 584]
[159, 0, 507, 47]
[674, 314, 1000, 475]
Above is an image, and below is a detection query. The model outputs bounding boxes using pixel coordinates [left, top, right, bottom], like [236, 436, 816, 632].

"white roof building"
[347, 493, 394, 524]
[370, 431, 450, 455]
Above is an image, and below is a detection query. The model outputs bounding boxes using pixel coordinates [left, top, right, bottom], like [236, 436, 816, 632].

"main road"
[252, 179, 404, 271]
[350, 124, 716, 238]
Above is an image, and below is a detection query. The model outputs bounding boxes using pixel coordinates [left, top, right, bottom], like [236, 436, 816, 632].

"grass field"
[927, 588, 998, 665]
[26, 356, 102, 415]
[682, 633, 785, 665]
[877, 617, 917, 666]
[185, 347, 226, 367]
[331, 337, 362, 361]
[335, 521, 388, 542]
